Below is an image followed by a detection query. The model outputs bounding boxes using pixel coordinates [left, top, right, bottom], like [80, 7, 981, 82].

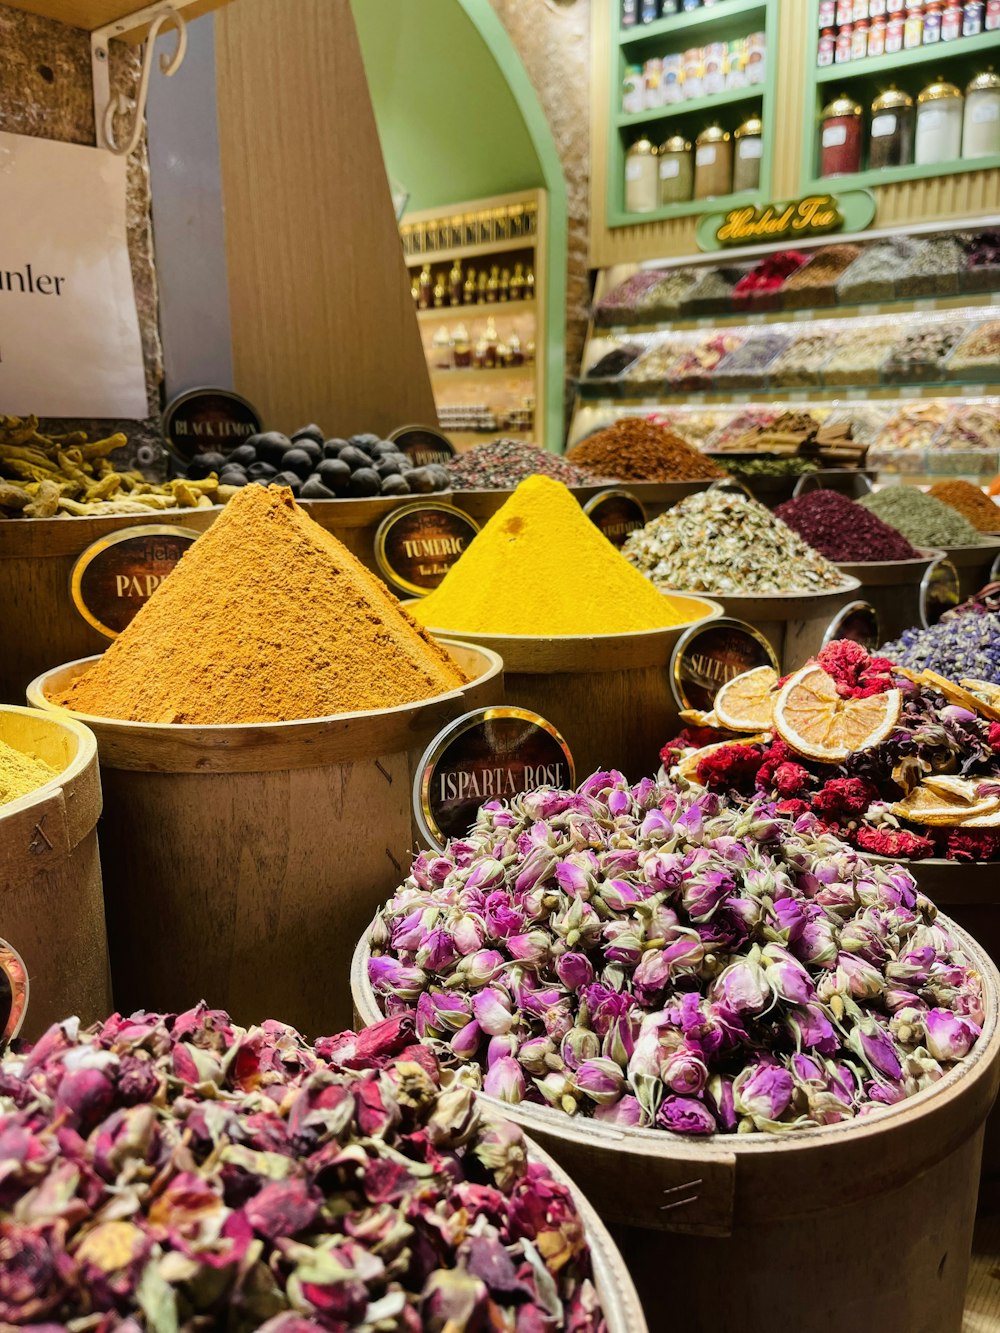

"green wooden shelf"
[815, 30, 1000, 84]
[618, 0, 767, 48]
[608, 187, 762, 228]
[615, 84, 763, 131]
[804, 152, 1000, 193]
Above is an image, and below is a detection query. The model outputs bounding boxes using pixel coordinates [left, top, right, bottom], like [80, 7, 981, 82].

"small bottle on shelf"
[942, 1, 962, 35]
[463, 267, 476, 304]
[510, 262, 525, 301]
[477, 271, 489, 303]
[852, 17, 870, 57]
[418, 263, 432, 309]
[524, 266, 536, 300]
[484, 317, 499, 368]
[819, 93, 864, 175]
[868, 14, 888, 52]
[410, 275, 420, 307]
[621, 0, 638, 27]
[433, 272, 446, 307]
[640, 0, 659, 21]
[500, 268, 511, 301]
[431, 326, 452, 368]
[923, 0, 943, 39]
[835, 23, 854, 61]
[963, 1, 985, 34]
[448, 259, 463, 306]
[903, 3, 925, 46]
[915, 77, 964, 164]
[508, 332, 524, 367]
[486, 265, 500, 302]
[963, 68, 1000, 158]
[453, 323, 472, 369]
[869, 86, 915, 167]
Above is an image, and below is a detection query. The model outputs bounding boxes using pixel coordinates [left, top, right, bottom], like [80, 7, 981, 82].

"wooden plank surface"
[965, 1214, 1000, 1331]
[213, 0, 438, 437]
[5, 0, 232, 37]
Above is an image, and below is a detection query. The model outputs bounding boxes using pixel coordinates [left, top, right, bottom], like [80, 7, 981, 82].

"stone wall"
[487, 0, 591, 402]
[0, 4, 164, 467]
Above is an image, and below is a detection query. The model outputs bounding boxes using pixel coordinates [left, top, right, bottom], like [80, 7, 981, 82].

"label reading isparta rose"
[415, 708, 575, 849]
[583, 489, 647, 548]
[375, 502, 480, 596]
[671, 617, 779, 712]
[71, 525, 200, 639]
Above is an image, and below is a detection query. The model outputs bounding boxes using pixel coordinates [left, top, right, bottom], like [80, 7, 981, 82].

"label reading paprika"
[71, 524, 200, 639]
[822, 600, 880, 651]
[389, 424, 456, 466]
[375, 501, 480, 597]
[162, 388, 262, 465]
[582, 489, 647, 548]
[670, 618, 779, 712]
[921, 557, 961, 628]
[415, 707, 575, 850]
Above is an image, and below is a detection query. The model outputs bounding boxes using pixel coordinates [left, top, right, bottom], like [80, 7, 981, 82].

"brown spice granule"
[566, 417, 725, 483]
[928, 480, 1000, 534]
[58, 485, 467, 724]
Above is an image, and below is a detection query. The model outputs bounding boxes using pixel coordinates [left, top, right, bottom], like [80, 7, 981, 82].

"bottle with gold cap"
[732, 115, 763, 192]
[963, 68, 1000, 158]
[448, 258, 463, 307]
[463, 267, 476, 304]
[819, 93, 863, 176]
[915, 76, 963, 164]
[625, 137, 659, 213]
[658, 134, 693, 204]
[869, 87, 914, 168]
[693, 124, 732, 199]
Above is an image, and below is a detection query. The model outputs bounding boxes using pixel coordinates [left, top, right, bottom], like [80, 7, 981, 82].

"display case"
[400, 189, 548, 452]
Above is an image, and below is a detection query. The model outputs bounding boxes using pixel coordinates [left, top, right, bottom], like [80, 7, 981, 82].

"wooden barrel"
[0, 705, 110, 1039]
[942, 541, 1000, 601]
[411, 596, 721, 783]
[519, 1130, 647, 1333]
[678, 579, 862, 673]
[353, 922, 1000, 1333]
[0, 496, 450, 706]
[27, 641, 502, 1038]
[835, 549, 942, 643]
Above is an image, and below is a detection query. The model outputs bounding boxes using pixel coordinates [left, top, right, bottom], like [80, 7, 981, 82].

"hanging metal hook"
[99, 4, 188, 157]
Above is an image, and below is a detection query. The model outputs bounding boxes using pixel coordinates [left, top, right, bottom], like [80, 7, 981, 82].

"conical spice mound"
[57, 485, 467, 724]
[411, 473, 696, 636]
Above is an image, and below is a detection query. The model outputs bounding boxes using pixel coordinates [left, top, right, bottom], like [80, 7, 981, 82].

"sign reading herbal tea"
[375, 502, 480, 596]
[0, 132, 147, 418]
[583, 489, 646, 548]
[389, 424, 456, 466]
[671, 618, 779, 712]
[696, 189, 875, 252]
[71, 525, 200, 638]
[415, 707, 575, 849]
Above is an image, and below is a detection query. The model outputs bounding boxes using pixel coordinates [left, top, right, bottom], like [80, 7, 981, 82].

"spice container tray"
[834, 549, 943, 643]
[0, 704, 110, 1039]
[407, 601, 720, 783]
[27, 640, 503, 1036]
[353, 921, 1000, 1333]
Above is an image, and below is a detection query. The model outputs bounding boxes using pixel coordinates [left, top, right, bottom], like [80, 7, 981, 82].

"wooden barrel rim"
[0, 704, 102, 850]
[351, 920, 1000, 1219]
[942, 539, 1000, 565]
[404, 600, 723, 674]
[26, 640, 504, 773]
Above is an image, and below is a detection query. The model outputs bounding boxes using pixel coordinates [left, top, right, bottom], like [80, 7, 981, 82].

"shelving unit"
[400, 189, 547, 450]
[801, 0, 1000, 192]
[607, 0, 779, 230]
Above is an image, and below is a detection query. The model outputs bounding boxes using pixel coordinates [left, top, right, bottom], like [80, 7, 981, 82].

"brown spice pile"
[566, 416, 725, 482]
[928, 480, 1000, 534]
[0, 740, 57, 806]
[58, 486, 467, 724]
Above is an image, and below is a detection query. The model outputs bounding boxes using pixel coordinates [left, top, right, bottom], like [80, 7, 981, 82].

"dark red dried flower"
[853, 826, 936, 859]
[771, 762, 813, 798]
[946, 828, 1000, 862]
[814, 777, 880, 820]
[695, 743, 764, 792]
[988, 722, 1000, 754]
[815, 641, 896, 699]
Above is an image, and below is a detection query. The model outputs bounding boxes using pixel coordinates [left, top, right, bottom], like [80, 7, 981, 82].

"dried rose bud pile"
[368, 775, 984, 1136]
[0, 1006, 607, 1331]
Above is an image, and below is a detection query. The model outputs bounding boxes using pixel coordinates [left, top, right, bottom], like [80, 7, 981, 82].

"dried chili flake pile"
[0, 1007, 607, 1331]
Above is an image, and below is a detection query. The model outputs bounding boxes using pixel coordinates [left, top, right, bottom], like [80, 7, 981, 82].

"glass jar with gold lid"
[820, 93, 863, 176]
[732, 115, 763, 192]
[694, 124, 732, 200]
[963, 68, 1000, 159]
[658, 134, 693, 205]
[915, 77, 963, 165]
[869, 86, 914, 169]
[625, 137, 659, 214]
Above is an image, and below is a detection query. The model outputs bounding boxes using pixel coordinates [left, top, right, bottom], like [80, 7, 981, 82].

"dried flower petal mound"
[0, 1006, 607, 1330]
[368, 775, 984, 1136]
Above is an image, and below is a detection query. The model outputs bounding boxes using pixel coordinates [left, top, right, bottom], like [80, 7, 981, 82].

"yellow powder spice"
[58, 485, 467, 725]
[0, 739, 57, 807]
[412, 475, 693, 636]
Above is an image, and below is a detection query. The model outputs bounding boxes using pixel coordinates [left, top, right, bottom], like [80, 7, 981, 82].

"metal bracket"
[90, 1, 191, 155]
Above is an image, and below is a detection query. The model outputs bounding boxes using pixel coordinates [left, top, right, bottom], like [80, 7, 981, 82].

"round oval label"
[583, 488, 647, 548]
[162, 387, 262, 465]
[670, 617, 779, 712]
[71, 524, 200, 638]
[708, 476, 754, 501]
[375, 501, 479, 596]
[415, 707, 575, 850]
[0, 938, 29, 1051]
[389, 423, 456, 466]
[921, 557, 961, 629]
[823, 600, 880, 651]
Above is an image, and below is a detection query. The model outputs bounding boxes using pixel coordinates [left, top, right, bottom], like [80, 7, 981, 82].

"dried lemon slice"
[773, 664, 902, 764]
[679, 707, 721, 728]
[676, 735, 768, 782]
[919, 670, 1000, 722]
[891, 775, 1000, 827]
[714, 666, 779, 733]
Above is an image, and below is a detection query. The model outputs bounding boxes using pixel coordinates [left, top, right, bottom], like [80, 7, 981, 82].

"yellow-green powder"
[0, 739, 57, 807]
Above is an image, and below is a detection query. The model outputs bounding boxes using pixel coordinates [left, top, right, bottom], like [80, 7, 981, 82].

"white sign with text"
[0, 131, 147, 417]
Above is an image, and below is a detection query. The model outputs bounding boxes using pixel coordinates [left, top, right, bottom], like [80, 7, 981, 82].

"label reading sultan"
[670, 617, 779, 712]
[415, 707, 575, 849]
[375, 501, 479, 597]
